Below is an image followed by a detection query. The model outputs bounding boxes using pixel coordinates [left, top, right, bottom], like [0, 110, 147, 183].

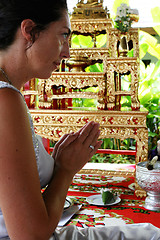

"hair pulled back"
[0, 0, 68, 50]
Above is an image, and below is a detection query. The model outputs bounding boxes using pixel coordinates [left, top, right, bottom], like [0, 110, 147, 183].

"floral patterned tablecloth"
[66, 173, 160, 229]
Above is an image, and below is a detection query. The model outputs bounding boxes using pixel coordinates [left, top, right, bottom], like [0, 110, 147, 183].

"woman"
[0, 0, 159, 239]
[0, 0, 102, 239]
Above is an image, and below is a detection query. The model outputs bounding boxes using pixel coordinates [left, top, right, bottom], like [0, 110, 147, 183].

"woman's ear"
[21, 19, 35, 42]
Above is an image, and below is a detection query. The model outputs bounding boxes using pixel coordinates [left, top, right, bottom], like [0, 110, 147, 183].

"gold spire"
[71, 0, 109, 19]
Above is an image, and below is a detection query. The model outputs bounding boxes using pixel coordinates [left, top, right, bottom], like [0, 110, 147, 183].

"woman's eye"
[63, 33, 69, 39]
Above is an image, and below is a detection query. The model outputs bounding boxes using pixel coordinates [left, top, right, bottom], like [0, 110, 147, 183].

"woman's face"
[27, 10, 71, 79]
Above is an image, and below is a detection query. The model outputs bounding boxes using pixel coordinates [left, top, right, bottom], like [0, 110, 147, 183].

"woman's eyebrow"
[63, 27, 71, 35]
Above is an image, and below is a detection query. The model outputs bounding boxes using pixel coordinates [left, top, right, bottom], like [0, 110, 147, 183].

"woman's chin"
[36, 72, 52, 80]
[35, 65, 60, 79]
[53, 64, 60, 71]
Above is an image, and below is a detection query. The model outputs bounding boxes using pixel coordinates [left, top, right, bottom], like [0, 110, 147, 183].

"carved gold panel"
[38, 72, 106, 109]
[71, 19, 113, 34]
[108, 28, 139, 58]
[104, 57, 140, 110]
[69, 48, 110, 60]
[30, 109, 148, 165]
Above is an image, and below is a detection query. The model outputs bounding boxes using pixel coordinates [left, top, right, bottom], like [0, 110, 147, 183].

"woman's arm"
[0, 88, 102, 240]
[43, 121, 102, 231]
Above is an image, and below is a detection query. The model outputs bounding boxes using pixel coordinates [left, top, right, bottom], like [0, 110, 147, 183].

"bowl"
[136, 161, 160, 211]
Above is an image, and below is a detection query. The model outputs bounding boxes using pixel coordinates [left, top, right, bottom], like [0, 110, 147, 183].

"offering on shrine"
[147, 156, 158, 170]
[147, 140, 160, 170]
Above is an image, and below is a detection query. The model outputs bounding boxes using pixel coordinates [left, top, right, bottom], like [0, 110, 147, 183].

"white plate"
[64, 197, 72, 210]
[87, 194, 121, 206]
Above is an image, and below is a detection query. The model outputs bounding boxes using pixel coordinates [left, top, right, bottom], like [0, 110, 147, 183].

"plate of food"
[87, 189, 121, 206]
[64, 197, 72, 210]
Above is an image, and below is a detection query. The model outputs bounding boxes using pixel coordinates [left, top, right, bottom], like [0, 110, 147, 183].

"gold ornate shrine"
[23, 0, 148, 195]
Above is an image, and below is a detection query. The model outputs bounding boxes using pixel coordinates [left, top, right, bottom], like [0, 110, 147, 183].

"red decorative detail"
[57, 130, 62, 137]
[108, 117, 113, 124]
[24, 95, 31, 108]
[108, 106, 115, 110]
[35, 117, 40, 123]
[85, 224, 95, 227]
[24, 82, 31, 107]
[24, 81, 30, 90]
[102, 117, 106, 122]
[132, 106, 140, 111]
[58, 117, 63, 123]
[68, 88, 72, 108]
[83, 118, 89, 123]
[110, 129, 114, 133]
[76, 221, 83, 228]
[133, 118, 138, 124]
[134, 128, 137, 135]
[95, 223, 105, 226]
[86, 217, 95, 223]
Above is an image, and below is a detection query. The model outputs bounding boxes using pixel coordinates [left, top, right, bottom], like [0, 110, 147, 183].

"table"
[65, 169, 160, 229]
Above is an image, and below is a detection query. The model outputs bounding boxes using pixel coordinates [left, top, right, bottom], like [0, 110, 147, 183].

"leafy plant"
[71, 34, 94, 48]
[138, 60, 160, 150]
[114, 3, 138, 33]
[112, 0, 129, 19]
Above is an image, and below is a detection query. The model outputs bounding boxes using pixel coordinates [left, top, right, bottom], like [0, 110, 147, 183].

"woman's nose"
[61, 41, 70, 59]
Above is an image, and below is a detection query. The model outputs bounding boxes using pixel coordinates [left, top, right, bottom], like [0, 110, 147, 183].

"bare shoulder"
[0, 86, 39, 176]
[0, 86, 38, 172]
[0, 87, 27, 125]
[0, 87, 32, 150]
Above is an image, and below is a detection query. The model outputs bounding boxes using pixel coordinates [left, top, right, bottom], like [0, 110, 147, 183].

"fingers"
[88, 127, 101, 148]
[80, 122, 102, 158]
[76, 121, 101, 154]
[78, 121, 98, 144]
[57, 132, 79, 151]
[52, 132, 78, 158]
[82, 122, 100, 147]
[89, 140, 103, 159]
[88, 127, 102, 157]
[76, 124, 86, 134]
[52, 133, 70, 158]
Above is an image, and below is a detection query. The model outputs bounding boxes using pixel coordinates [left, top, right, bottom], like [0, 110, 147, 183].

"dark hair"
[0, 0, 68, 50]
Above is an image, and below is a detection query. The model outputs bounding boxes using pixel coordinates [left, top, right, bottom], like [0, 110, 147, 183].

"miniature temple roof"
[71, 0, 109, 19]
